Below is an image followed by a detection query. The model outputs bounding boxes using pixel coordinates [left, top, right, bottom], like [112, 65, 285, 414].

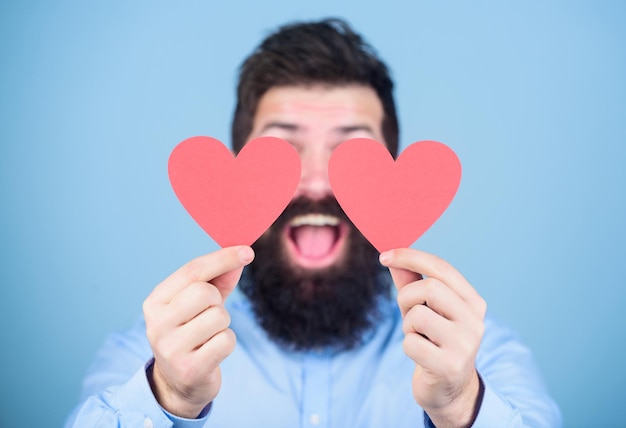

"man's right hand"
[142, 246, 255, 418]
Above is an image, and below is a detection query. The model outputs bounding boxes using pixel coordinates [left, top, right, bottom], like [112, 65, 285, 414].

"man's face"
[247, 84, 385, 272]
[240, 85, 389, 350]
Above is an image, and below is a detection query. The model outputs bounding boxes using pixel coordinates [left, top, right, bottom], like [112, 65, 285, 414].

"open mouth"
[284, 213, 349, 269]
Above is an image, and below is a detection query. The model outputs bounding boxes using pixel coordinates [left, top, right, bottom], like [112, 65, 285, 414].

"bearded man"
[67, 19, 561, 428]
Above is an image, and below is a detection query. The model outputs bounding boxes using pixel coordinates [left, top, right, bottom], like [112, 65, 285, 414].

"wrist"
[426, 371, 484, 428]
[147, 360, 209, 419]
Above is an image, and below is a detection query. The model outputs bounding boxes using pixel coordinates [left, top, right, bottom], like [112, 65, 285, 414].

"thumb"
[388, 267, 423, 290]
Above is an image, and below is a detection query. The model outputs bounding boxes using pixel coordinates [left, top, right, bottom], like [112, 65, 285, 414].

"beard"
[241, 196, 390, 351]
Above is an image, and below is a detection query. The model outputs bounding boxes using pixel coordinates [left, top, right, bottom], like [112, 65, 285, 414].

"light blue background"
[1, 1, 624, 427]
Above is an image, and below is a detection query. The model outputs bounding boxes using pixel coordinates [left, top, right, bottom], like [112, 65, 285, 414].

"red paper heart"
[168, 136, 301, 247]
[328, 138, 461, 252]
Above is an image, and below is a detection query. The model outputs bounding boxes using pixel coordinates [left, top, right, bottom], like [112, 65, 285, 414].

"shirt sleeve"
[471, 315, 562, 428]
[421, 316, 561, 428]
[64, 318, 211, 428]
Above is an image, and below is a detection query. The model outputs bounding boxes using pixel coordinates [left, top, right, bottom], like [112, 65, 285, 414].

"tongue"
[292, 226, 336, 259]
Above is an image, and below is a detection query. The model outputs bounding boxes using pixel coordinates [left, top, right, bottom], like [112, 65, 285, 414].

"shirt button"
[143, 417, 153, 428]
[309, 413, 321, 426]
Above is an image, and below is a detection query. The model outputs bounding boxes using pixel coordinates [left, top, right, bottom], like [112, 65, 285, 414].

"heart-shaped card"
[328, 138, 461, 252]
[168, 136, 301, 247]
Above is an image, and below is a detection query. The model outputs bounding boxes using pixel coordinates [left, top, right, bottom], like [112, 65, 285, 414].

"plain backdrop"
[1, 1, 625, 427]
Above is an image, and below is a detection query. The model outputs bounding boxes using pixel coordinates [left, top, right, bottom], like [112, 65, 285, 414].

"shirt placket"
[300, 351, 332, 428]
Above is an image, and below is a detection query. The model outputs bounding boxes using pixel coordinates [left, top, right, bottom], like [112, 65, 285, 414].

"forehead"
[254, 84, 384, 124]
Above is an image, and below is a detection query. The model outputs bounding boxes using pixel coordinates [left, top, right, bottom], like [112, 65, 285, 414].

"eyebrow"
[336, 125, 375, 135]
[260, 122, 375, 135]
[260, 122, 300, 133]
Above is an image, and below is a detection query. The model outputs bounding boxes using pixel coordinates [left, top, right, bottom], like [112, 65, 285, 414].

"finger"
[397, 278, 472, 323]
[166, 282, 224, 327]
[178, 305, 231, 352]
[380, 248, 481, 310]
[194, 328, 237, 372]
[150, 308, 229, 363]
[208, 266, 246, 301]
[151, 246, 254, 304]
[402, 304, 455, 348]
[386, 266, 423, 290]
[403, 330, 440, 370]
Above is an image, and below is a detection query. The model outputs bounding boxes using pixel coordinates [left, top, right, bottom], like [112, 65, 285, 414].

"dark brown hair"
[231, 18, 399, 157]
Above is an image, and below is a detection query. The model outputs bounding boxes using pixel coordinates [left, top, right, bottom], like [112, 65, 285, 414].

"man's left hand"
[379, 248, 486, 428]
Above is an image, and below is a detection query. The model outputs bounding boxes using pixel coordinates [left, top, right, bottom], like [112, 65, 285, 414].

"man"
[67, 19, 561, 427]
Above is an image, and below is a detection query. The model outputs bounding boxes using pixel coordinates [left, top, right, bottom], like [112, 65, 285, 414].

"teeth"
[290, 214, 340, 227]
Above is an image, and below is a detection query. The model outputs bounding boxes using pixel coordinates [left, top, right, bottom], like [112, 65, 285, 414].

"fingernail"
[379, 251, 393, 265]
[238, 246, 254, 263]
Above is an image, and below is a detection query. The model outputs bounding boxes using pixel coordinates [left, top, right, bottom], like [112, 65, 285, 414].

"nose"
[295, 147, 333, 200]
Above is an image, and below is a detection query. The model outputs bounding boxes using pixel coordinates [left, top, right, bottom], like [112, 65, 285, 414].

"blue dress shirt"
[66, 275, 561, 427]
